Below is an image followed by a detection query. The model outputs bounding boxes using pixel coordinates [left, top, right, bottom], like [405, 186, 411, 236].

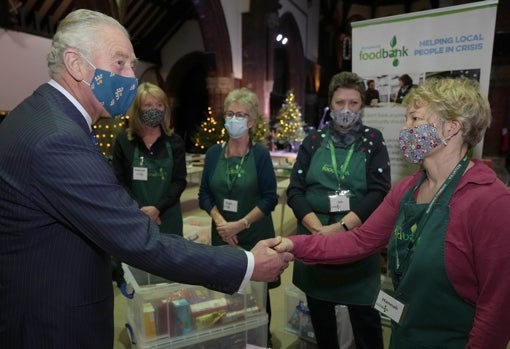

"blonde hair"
[127, 82, 173, 139]
[403, 77, 491, 149]
[47, 9, 128, 79]
[223, 88, 260, 137]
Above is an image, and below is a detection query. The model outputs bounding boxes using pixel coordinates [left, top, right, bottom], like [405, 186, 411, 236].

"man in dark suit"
[0, 9, 293, 349]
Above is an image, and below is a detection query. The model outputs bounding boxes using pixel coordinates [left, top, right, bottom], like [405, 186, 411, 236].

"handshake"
[250, 237, 295, 282]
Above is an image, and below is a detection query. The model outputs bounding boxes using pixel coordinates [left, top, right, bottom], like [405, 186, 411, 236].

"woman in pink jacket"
[276, 77, 510, 349]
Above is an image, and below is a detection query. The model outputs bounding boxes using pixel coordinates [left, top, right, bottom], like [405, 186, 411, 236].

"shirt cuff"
[237, 251, 254, 293]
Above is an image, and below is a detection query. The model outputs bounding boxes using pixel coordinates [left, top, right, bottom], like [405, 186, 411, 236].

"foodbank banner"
[352, 0, 498, 183]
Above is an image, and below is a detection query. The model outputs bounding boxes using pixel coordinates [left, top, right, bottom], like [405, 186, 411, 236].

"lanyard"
[394, 155, 469, 276]
[224, 142, 248, 192]
[328, 140, 355, 183]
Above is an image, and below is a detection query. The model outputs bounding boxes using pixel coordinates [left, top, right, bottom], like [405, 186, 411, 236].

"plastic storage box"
[122, 264, 267, 349]
[285, 285, 357, 349]
[182, 216, 211, 245]
[284, 285, 316, 343]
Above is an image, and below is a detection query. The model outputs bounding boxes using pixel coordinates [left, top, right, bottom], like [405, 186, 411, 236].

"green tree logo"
[390, 35, 399, 67]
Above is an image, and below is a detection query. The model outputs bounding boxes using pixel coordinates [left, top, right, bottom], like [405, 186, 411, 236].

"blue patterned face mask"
[81, 55, 138, 118]
[399, 123, 447, 163]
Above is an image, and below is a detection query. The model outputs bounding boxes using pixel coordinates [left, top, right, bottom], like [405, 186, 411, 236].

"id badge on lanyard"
[328, 140, 353, 212]
[223, 145, 246, 213]
[329, 190, 350, 212]
[374, 289, 408, 324]
[223, 198, 238, 212]
[133, 156, 148, 181]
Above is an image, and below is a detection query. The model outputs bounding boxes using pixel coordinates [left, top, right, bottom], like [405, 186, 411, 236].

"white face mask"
[330, 109, 361, 129]
[224, 117, 248, 139]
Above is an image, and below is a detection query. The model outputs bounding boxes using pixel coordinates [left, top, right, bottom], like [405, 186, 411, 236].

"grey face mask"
[140, 109, 164, 127]
[330, 109, 361, 129]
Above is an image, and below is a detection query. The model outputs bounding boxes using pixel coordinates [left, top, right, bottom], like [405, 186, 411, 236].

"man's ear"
[63, 49, 87, 82]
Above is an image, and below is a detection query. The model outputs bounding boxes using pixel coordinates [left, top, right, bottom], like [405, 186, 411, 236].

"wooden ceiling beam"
[48, 0, 73, 33]
[35, 0, 55, 31]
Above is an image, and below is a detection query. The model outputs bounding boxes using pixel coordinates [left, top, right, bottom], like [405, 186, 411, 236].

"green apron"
[293, 134, 380, 304]
[209, 145, 275, 250]
[132, 142, 183, 235]
[387, 156, 474, 348]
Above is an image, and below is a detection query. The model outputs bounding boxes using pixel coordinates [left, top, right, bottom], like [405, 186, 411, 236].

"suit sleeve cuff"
[237, 251, 254, 293]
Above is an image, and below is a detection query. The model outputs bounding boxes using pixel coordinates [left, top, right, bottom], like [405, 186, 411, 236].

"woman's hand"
[216, 221, 243, 246]
[140, 206, 161, 225]
[317, 222, 344, 235]
[273, 237, 294, 253]
[301, 212, 323, 234]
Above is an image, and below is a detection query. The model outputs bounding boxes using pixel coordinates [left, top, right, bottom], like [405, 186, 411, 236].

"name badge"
[374, 289, 407, 324]
[223, 199, 238, 212]
[329, 193, 350, 212]
[133, 167, 148, 181]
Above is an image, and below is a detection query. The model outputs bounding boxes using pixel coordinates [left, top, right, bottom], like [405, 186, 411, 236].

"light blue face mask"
[225, 116, 249, 139]
[81, 54, 138, 118]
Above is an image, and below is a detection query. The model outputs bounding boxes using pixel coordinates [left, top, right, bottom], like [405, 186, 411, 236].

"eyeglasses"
[224, 111, 250, 120]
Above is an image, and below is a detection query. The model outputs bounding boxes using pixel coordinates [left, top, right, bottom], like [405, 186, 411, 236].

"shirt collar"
[48, 79, 93, 131]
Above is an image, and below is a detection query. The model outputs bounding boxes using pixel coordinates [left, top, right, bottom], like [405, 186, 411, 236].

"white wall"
[0, 29, 51, 111]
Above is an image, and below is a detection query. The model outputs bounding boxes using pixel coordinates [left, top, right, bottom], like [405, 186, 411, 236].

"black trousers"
[306, 294, 384, 349]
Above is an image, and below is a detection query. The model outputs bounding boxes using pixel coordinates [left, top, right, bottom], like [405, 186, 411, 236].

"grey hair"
[47, 9, 129, 79]
[223, 87, 260, 137]
[223, 87, 259, 119]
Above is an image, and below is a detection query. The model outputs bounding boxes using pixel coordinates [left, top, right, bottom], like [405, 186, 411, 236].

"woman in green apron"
[112, 82, 187, 291]
[198, 88, 279, 347]
[276, 77, 510, 348]
[286, 72, 391, 349]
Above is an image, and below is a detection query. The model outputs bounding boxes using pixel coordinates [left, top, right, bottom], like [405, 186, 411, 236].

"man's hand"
[251, 237, 293, 282]
[272, 237, 294, 253]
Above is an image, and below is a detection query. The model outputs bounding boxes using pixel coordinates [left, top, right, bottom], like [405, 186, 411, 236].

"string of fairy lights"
[92, 115, 128, 157]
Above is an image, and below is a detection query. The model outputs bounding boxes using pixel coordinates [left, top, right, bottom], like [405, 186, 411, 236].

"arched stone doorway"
[164, 0, 234, 152]
[166, 52, 210, 151]
[270, 12, 306, 126]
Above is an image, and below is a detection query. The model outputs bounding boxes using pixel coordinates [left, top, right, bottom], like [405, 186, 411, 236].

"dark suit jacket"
[0, 83, 248, 348]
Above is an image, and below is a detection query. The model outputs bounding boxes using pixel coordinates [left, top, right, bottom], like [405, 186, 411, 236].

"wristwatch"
[241, 217, 250, 229]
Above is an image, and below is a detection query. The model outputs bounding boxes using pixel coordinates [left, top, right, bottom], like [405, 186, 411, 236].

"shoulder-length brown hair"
[126, 82, 173, 140]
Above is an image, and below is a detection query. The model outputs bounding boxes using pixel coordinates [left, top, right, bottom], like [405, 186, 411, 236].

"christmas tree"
[191, 107, 226, 153]
[253, 114, 271, 147]
[273, 90, 306, 152]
